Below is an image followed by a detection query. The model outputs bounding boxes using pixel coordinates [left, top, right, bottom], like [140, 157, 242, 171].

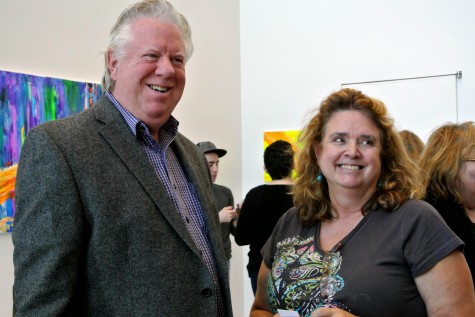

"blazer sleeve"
[13, 126, 85, 316]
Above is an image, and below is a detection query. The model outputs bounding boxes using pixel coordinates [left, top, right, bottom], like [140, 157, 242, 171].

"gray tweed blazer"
[12, 96, 233, 316]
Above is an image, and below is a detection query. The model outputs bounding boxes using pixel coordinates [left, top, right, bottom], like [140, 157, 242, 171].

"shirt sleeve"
[401, 200, 464, 277]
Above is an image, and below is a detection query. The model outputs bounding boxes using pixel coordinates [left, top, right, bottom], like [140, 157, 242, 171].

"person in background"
[234, 140, 294, 295]
[419, 121, 475, 288]
[251, 88, 475, 317]
[197, 141, 237, 268]
[399, 129, 425, 163]
[12, 1, 232, 316]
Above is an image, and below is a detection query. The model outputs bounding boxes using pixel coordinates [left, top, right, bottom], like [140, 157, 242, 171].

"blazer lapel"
[172, 136, 226, 263]
[91, 97, 199, 254]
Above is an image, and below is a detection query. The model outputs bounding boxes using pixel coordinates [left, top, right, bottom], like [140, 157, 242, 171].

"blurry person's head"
[264, 140, 294, 180]
[419, 121, 475, 208]
[399, 130, 425, 163]
[197, 141, 227, 183]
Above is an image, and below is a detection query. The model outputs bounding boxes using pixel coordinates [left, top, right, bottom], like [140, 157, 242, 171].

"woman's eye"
[361, 138, 374, 146]
[333, 137, 345, 143]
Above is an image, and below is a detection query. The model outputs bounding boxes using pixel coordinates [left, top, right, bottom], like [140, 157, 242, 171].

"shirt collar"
[105, 91, 179, 140]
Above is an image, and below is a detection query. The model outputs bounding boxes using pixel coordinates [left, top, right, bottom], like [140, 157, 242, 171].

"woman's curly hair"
[293, 88, 424, 227]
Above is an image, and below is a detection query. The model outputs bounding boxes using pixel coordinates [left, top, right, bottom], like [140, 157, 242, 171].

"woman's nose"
[345, 141, 361, 158]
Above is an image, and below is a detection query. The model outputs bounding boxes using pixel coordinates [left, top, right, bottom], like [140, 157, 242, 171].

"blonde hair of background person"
[250, 88, 475, 317]
[419, 121, 475, 204]
[419, 121, 475, 288]
[399, 129, 425, 163]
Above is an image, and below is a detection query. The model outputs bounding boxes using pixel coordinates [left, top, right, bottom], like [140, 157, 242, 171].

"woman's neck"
[327, 182, 377, 216]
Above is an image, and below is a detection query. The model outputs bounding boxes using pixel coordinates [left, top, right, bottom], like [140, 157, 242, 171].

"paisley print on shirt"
[267, 235, 348, 317]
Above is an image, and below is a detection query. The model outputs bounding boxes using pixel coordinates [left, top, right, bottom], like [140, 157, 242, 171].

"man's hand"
[219, 206, 237, 223]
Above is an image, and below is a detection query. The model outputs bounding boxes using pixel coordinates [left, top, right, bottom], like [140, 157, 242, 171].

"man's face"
[205, 152, 220, 183]
[107, 18, 186, 135]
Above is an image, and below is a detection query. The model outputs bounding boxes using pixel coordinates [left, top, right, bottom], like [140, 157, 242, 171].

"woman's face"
[315, 110, 382, 194]
[457, 159, 475, 210]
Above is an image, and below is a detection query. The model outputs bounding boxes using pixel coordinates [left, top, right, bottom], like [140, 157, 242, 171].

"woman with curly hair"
[250, 88, 475, 317]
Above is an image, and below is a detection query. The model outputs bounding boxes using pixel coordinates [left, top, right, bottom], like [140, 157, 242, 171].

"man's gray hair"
[102, 0, 193, 91]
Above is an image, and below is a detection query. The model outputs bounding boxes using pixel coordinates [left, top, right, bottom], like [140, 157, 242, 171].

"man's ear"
[106, 49, 119, 81]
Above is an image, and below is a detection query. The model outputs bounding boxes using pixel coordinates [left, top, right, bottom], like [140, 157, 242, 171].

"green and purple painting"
[0, 70, 102, 233]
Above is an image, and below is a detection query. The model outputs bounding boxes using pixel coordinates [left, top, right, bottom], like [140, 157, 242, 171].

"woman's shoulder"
[401, 199, 436, 212]
[273, 207, 306, 232]
[266, 207, 314, 250]
[370, 199, 444, 228]
[400, 199, 447, 219]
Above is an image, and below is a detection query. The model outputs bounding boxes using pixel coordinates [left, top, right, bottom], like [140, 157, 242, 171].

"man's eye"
[171, 57, 184, 66]
[143, 54, 158, 61]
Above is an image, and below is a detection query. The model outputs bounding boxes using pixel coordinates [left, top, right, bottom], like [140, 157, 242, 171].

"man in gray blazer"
[12, 1, 232, 316]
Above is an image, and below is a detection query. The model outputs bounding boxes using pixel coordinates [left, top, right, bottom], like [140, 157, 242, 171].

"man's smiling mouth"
[149, 85, 169, 93]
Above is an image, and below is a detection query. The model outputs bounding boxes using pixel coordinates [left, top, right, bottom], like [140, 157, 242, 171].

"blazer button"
[200, 288, 213, 297]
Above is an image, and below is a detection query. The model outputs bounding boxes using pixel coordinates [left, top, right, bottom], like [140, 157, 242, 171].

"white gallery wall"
[1, 0, 474, 316]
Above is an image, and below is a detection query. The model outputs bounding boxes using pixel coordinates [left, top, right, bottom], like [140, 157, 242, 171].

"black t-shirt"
[262, 200, 463, 317]
[425, 192, 475, 287]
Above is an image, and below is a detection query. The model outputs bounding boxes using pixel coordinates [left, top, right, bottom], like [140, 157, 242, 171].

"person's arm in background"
[233, 190, 257, 246]
[12, 127, 85, 316]
[218, 206, 237, 223]
[216, 185, 237, 224]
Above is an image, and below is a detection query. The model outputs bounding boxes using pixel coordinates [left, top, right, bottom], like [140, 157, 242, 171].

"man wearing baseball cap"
[197, 141, 237, 267]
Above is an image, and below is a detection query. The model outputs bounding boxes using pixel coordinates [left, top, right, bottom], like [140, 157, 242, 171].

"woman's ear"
[313, 143, 321, 159]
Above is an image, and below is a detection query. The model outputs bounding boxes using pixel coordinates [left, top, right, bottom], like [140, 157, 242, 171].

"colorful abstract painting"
[263, 130, 301, 182]
[0, 70, 102, 233]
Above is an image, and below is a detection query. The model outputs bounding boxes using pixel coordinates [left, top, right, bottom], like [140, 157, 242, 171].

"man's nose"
[155, 57, 175, 77]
